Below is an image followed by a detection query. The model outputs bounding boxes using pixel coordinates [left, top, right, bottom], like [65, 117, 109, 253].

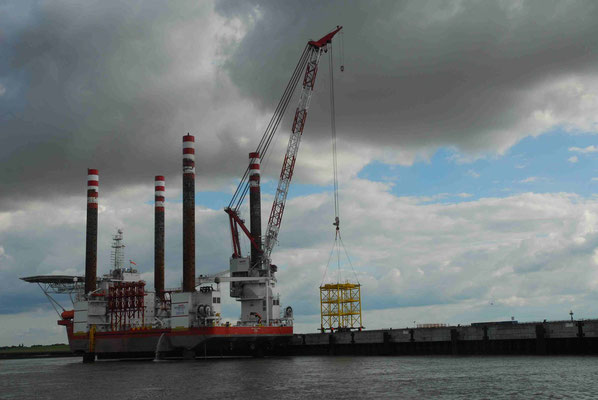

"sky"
[2, 0, 598, 345]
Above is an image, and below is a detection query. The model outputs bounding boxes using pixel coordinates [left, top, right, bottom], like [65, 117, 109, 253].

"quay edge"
[284, 319, 598, 356]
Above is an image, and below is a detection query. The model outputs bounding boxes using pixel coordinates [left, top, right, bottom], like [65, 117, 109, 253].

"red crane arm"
[263, 26, 342, 262]
[225, 208, 260, 258]
[309, 26, 343, 48]
[225, 26, 342, 262]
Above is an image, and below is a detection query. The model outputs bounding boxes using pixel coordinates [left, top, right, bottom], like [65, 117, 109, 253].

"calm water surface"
[1, 356, 597, 399]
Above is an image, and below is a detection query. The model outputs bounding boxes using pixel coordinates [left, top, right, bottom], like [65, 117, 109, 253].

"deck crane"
[225, 26, 343, 274]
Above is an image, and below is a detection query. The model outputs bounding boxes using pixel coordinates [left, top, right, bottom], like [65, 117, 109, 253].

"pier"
[285, 320, 598, 356]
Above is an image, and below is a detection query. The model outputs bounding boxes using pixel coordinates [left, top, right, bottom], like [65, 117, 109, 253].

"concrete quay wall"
[286, 320, 598, 356]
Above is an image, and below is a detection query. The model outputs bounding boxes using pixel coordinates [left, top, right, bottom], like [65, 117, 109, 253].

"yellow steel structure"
[320, 282, 362, 332]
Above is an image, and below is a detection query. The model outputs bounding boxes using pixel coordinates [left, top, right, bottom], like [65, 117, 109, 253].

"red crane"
[225, 26, 342, 268]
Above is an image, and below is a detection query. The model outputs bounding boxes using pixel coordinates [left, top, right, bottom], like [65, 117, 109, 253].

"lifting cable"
[339, 29, 345, 72]
[329, 42, 342, 284]
[330, 43, 340, 229]
[321, 40, 360, 286]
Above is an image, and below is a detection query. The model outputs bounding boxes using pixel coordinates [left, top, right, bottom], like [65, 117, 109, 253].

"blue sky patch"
[359, 129, 598, 202]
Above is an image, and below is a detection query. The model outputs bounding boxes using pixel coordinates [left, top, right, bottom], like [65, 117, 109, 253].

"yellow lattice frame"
[320, 282, 362, 332]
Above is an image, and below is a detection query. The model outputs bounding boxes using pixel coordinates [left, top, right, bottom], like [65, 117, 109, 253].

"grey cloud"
[0, 1, 260, 210]
[217, 0, 598, 153]
[3, 1, 598, 209]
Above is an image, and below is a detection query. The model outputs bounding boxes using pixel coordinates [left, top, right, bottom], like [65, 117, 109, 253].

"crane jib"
[226, 26, 343, 262]
[227, 45, 311, 212]
[263, 46, 324, 261]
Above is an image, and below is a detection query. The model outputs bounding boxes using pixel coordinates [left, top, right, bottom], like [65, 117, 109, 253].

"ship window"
[213, 297, 220, 304]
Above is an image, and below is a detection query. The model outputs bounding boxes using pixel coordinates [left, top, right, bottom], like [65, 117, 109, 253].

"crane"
[225, 26, 343, 271]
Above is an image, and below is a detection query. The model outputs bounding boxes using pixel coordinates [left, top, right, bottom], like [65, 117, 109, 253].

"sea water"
[1, 355, 597, 399]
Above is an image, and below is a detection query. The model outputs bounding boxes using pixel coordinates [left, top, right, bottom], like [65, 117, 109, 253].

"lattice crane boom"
[263, 48, 319, 261]
[264, 26, 342, 263]
[225, 26, 342, 265]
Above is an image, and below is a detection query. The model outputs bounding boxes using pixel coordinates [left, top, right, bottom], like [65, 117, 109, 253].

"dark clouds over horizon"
[2, 1, 598, 209]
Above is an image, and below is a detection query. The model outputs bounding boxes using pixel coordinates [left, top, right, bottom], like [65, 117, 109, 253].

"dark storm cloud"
[216, 0, 598, 151]
[2, 0, 598, 209]
[0, 1, 253, 210]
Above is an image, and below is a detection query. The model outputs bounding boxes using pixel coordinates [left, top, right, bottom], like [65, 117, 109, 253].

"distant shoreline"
[0, 344, 76, 360]
[0, 351, 77, 360]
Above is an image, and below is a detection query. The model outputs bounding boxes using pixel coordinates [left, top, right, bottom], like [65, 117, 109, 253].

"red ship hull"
[62, 321, 293, 359]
